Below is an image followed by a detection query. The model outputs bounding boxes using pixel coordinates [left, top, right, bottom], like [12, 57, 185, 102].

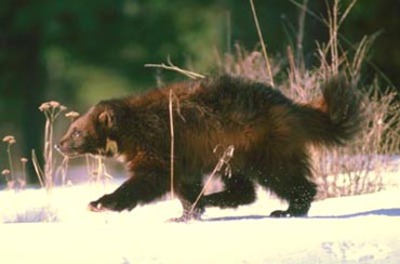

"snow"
[1, 168, 400, 264]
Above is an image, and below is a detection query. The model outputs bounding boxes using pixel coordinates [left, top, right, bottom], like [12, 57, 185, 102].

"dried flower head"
[2, 135, 16, 144]
[49, 101, 60, 108]
[21, 158, 28, 163]
[39, 101, 66, 112]
[65, 111, 80, 119]
[1, 169, 10, 176]
[39, 102, 51, 111]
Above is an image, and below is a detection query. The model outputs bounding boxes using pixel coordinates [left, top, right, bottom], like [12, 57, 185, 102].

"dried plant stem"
[55, 156, 69, 186]
[296, 0, 308, 68]
[96, 156, 113, 185]
[97, 156, 113, 179]
[249, 0, 274, 87]
[169, 90, 175, 198]
[21, 161, 26, 182]
[145, 58, 205, 80]
[338, 0, 358, 28]
[32, 149, 45, 188]
[324, 0, 357, 75]
[86, 155, 113, 184]
[19, 158, 28, 188]
[226, 11, 232, 54]
[44, 118, 54, 190]
[96, 156, 103, 182]
[6, 144, 14, 182]
[330, 0, 339, 74]
[85, 154, 91, 179]
[290, 0, 326, 27]
[190, 145, 235, 215]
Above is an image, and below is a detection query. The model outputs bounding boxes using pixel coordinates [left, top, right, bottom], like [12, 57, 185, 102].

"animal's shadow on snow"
[202, 208, 400, 222]
[313, 208, 400, 219]
[203, 215, 270, 222]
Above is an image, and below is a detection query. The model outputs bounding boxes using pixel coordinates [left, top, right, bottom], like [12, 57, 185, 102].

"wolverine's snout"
[54, 144, 64, 155]
[54, 140, 71, 156]
[55, 138, 80, 157]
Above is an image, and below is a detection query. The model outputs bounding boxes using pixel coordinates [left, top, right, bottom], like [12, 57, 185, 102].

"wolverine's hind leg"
[201, 175, 256, 208]
[268, 180, 316, 217]
[170, 174, 256, 222]
[258, 159, 317, 217]
[169, 179, 206, 222]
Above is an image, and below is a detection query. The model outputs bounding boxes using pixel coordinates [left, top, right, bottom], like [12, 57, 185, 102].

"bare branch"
[249, 0, 275, 87]
[145, 58, 205, 80]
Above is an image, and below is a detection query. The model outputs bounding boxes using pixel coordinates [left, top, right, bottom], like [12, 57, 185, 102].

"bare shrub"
[313, 84, 400, 199]
[219, 45, 281, 85]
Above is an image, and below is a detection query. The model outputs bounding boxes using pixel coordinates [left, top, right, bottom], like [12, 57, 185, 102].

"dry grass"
[310, 80, 400, 199]
[1, 136, 28, 190]
[86, 155, 113, 184]
[168, 90, 175, 198]
[18, 158, 28, 189]
[2, 135, 16, 189]
[218, 44, 283, 85]
[248, 0, 274, 86]
[34, 101, 66, 192]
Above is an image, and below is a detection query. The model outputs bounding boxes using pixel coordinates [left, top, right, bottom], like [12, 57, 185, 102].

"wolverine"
[57, 75, 361, 221]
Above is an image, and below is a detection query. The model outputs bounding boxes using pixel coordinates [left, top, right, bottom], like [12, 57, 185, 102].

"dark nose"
[54, 144, 62, 153]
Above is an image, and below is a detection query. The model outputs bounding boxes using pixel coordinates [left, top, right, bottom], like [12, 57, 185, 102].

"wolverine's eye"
[72, 130, 82, 139]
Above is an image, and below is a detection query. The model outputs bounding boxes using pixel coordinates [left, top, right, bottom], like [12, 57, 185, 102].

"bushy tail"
[300, 75, 362, 146]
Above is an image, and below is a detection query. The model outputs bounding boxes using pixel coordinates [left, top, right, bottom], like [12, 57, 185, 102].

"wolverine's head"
[56, 104, 117, 157]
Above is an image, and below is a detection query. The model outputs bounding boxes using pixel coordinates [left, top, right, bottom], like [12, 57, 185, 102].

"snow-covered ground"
[1, 167, 400, 264]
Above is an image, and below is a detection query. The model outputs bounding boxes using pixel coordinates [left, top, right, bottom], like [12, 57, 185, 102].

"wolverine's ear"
[98, 110, 114, 129]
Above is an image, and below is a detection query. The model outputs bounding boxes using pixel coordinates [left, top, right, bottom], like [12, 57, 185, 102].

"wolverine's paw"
[166, 209, 204, 223]
[166, 216, 192, 223]
[270, 210, 293, 218]
[166, 215, 202, 223]
[88, 201, 108, 212]
[88, 194, 137, 212]
[88, 195, 117, 212]
[270, 210, 307, 218]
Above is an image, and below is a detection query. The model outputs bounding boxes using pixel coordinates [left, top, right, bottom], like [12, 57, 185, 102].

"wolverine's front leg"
[89, 156, 169, 212]
[89, 179, 140, 212]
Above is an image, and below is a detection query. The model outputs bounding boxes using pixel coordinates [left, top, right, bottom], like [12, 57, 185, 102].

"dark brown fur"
[57, 75, 361, 221]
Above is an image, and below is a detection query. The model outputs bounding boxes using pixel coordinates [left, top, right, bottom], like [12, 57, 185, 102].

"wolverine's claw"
[88, 202, 106, 212]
